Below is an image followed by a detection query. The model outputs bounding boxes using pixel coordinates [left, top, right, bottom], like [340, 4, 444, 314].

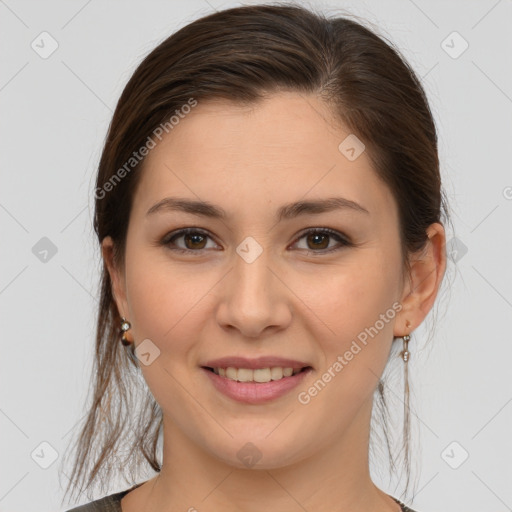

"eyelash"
[159, 227, 353, 256]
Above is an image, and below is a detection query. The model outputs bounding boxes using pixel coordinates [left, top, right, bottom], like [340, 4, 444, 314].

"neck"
[131, 396, 400, 512]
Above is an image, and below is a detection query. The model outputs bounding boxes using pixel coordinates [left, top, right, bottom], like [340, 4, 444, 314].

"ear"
[101, 236, 129, 321]
[394, 222, 447, 336]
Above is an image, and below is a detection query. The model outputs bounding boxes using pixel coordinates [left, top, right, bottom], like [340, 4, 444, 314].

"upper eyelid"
[164, 227, 349, 250]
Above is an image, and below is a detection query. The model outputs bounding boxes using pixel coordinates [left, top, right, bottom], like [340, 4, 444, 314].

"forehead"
[131, 92, 397, 223]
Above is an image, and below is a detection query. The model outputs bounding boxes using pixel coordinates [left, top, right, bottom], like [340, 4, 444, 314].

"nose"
[215, 247, 292, 338]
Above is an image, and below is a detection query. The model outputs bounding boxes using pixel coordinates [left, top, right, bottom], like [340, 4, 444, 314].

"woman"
[62, 4, 449, 511]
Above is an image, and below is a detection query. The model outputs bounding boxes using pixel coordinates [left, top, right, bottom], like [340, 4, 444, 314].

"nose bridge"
[233, 238, 275, 312]
[235, 242, 272, 299]
[216, 237, 290, 336]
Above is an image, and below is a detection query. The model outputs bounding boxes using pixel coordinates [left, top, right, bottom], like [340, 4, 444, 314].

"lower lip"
[201, 367, 313, 404]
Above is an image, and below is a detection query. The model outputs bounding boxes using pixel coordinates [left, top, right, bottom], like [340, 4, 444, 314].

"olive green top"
[66, 483, 418, 512]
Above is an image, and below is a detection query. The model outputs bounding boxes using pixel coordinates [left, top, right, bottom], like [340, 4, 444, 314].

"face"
[104, 91, 443, 470]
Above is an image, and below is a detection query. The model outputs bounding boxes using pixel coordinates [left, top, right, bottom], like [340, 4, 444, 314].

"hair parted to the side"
[60, 2, 453, 506]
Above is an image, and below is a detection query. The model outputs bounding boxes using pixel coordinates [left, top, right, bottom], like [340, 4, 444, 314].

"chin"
[208, 435, 310, 470]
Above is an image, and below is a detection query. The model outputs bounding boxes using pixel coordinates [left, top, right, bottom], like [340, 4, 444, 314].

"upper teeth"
[213, 367, 302, 383]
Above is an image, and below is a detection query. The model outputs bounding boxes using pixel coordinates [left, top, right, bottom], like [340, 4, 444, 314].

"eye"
[292, 228, 353, 254]
[160, 227, 352, 255]
[161, 228, 218, 254]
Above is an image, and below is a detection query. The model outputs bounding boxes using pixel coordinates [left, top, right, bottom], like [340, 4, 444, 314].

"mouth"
[201, 365, 313, 383]
[200, 365, 314, 404]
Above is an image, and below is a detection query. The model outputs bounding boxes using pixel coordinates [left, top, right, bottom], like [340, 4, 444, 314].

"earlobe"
[395, 223, 447, 337]
[101, 236, 128, 318]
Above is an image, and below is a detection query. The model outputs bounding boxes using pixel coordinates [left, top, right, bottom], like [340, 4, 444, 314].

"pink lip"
[201, 367, 313, 404]
[202, 356, 312, 370]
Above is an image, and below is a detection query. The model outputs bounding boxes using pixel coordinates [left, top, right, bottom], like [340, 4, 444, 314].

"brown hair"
[61, 2, 453, 505]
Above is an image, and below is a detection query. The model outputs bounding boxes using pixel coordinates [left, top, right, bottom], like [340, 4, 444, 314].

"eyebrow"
[146, 196, 369, 220]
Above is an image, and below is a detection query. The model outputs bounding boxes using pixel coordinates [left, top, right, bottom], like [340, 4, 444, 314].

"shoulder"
[390, 496, 420, 512]
[65, 485, 139, 512]
[65, 492, 123, 511]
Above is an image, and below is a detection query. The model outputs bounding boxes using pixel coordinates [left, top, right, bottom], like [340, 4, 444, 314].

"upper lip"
[202, 356, 313, 370]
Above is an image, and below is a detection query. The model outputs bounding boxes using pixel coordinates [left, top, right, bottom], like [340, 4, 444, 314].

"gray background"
[1, 0, 511, 511]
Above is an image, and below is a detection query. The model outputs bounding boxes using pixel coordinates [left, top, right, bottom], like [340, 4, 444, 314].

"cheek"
[304, 248, 401, 375]
[123, 244, 184, 339]
[124, 244, 218, 354]
[312, 254, 400, 330]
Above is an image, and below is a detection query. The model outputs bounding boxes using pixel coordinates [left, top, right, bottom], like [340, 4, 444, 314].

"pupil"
[308, 233, 328, 250]
[186, 233, 205, 249]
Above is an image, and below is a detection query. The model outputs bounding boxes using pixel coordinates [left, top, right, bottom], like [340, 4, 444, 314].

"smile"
[201, 366, 313, 404]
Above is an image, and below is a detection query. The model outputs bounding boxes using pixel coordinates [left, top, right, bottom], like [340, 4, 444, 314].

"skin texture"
[102, 91, 446, 512]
